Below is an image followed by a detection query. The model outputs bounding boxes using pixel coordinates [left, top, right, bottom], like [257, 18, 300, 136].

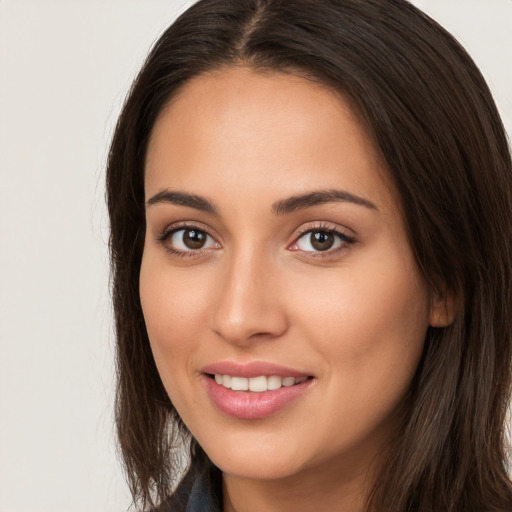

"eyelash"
[156, 222, 218, 259]
[156, 222, 356, 259]
[290, 223, 356, 257]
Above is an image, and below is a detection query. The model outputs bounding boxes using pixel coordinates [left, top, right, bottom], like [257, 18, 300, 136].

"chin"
[214, 457, 301, 481]
[201, 439, 305, 480]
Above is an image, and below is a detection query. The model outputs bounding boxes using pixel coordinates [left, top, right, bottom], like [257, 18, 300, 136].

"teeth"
[282, 377, 295, 387]
[213, 374, 308, 392]
[267, 375, 282, 391]
[230, 376, 249, 391]
[248, 375, 267, 392]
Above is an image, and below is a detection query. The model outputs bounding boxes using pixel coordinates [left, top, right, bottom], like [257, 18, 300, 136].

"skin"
[140, 67, 449, 512]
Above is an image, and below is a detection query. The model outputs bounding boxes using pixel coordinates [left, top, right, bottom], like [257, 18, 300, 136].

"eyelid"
[293, 221, 355, 237]
[157, 220, 218, 240]
[156, 221, 221, 257]
[288, 222, 357, 255]
[291, 221, 356, 241]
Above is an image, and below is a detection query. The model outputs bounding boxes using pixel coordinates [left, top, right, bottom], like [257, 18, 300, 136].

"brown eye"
[182, 229, 207, 249]
[295, 229, 348, 253]
[310, 231, 335, 251]
[168, 228, 218, 252]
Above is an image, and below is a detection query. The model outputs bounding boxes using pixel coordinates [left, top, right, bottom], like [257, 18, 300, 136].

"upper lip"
[201, 360, 312, 378]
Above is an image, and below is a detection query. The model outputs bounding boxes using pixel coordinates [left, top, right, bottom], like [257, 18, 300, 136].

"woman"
[106, 0, 512, 510]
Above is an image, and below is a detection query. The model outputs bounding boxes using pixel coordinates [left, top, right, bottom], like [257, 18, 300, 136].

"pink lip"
[201, 360, 311, 378]
[200, 361, 314, 420]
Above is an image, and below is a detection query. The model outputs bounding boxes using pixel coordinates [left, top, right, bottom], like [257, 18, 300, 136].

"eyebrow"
[271, 189, 377, 214]
[146, 188, 377, 215]
[146, 190, 217, 214]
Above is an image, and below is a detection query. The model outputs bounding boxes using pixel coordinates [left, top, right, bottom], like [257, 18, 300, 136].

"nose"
[210, 249, 289, 345]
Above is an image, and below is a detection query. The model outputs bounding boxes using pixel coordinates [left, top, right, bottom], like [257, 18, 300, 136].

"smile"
[213, 374, 308, 392]
[203, 373, 314, 419]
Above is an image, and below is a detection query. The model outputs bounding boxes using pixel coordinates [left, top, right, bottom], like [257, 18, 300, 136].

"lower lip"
[203, 375, 313, 419]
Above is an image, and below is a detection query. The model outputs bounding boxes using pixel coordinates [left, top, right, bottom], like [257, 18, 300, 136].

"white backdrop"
[0, 1, 510, 511]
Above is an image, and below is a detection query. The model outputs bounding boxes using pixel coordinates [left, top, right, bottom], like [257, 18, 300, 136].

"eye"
[164, 227, 219, 252]
[293, 228, 355, 253]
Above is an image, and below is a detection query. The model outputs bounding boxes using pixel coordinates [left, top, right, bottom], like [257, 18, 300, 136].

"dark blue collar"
[186, 465, 222, 512]
[156, 462, 222, 512]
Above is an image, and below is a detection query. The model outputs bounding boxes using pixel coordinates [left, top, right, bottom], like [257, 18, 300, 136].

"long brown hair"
[106, 0, 512, 510]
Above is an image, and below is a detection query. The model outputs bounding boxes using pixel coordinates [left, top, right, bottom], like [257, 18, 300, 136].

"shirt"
[156, 462, 223, 512]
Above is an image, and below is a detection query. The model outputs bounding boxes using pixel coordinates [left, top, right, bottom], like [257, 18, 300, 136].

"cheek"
[139, 251, 206, 379]
[139, 252, 213, 423]
[287, 261, 429, 459]
[291, 248, 430, 399]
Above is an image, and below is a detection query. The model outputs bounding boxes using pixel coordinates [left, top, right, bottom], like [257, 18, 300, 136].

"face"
[141, 67, 434, 483]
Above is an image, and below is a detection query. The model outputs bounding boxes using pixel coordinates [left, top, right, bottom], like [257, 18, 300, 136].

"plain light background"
[0, 1, 511, 511]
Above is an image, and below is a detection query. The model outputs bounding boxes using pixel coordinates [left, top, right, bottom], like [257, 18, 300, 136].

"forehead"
[145, 66, 396, 213]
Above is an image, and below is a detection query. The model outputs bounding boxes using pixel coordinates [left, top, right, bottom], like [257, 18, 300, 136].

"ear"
[429, 290, 457, 327]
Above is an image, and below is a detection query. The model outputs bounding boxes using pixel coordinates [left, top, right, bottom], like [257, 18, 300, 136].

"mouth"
[202, 371, 314, 419]
[207, 373, 311, 392]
